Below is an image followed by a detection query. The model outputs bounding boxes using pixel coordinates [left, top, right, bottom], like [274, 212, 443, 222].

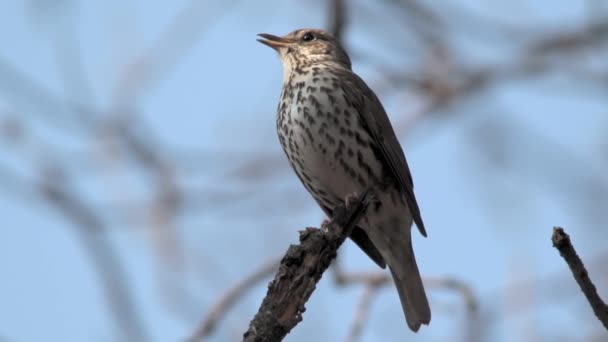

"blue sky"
[0, 1, 607, 341]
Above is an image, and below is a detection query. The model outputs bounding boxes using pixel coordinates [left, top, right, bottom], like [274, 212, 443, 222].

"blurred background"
[0, 1, 607, 341]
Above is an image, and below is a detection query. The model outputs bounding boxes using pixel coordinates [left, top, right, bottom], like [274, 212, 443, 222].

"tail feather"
[388, 240, 431, 332]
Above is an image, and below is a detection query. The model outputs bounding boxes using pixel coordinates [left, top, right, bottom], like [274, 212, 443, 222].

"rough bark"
[242, 190, 373, 342]
[552, 227, 608, 330]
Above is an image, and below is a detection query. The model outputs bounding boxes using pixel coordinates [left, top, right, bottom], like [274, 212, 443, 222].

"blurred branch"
[43, 1, 97, 108]
[552, 227, 608, 330]
[188, 256, 281, 341]
[0, 113, 145, 341]
[383, 17, 608, 135]
[38, 164, 147, 342]
[328, 0, 346, 41]
[242, 190, 373, 342]
[0, 56, 94, 130]
[387, 0, 445, 47]
[332, 258, 478, 341]
[344, 277, 383, 342]
[115, 0, 242, 102]
[528, 20, 608, 57]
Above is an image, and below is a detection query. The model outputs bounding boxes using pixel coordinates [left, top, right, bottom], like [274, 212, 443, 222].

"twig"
[187, 256, 281, 341]
[344, 280, 383, 342]
[328, 0, 346, 41]
[242, 190, 373, 342]
[552, 227, 608, 330]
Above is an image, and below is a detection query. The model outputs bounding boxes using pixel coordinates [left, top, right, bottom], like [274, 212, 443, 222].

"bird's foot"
[320, 219, 331, 233]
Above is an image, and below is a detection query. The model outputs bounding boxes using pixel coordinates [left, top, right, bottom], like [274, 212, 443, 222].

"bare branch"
[552, 227, 608, 330]
[242, 190, 373, 342]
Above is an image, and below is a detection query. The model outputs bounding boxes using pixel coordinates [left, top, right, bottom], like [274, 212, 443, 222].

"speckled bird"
[257, 29, 430, 331]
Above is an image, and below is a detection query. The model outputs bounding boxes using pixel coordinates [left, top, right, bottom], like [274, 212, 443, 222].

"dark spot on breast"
[308, 95, 321, 109]
[306, 86, 317, 93]
[318, 122, 328, 135]
[299, 132, 308, 146]
[334, 140, 345, 159]
[354, 131, 368, 147]
[303, 106, 315, 125]
[305, 127, 315, 144]
[342, 93, 354, 107]
[328, 94, 336, 105]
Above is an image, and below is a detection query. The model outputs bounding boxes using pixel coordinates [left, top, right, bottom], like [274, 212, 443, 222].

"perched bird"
[257, 29, 430, 331]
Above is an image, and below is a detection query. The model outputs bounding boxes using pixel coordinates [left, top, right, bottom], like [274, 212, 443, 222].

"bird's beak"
[257, 33, 292, 51]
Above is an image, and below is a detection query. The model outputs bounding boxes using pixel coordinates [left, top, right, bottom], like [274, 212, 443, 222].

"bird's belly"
[281, 96, 381, 205]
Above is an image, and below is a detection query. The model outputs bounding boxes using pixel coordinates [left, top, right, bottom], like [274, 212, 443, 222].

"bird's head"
[257, 29, 352, 70]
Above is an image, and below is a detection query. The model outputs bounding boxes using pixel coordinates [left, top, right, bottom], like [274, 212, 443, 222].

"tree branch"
[551, 227, 608, 330]
[242, 190, 373, 342]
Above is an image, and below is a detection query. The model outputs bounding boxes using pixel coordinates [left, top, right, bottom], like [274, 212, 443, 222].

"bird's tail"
[388, 238, 431, 332]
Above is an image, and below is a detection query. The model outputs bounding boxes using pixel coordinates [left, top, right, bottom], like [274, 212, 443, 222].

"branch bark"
[551, 227, 608, 330]
[242, 190, 373, 342]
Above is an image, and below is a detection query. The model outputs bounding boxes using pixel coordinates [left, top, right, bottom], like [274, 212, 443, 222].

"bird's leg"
[321, 190, 364, 234]
[345, 187, 378, 208]
[321, 219, 331, 233]
[344, 192, 361, 208]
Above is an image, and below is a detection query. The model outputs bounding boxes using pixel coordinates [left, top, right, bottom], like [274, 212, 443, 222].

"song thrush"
[258, 29, 431, 331]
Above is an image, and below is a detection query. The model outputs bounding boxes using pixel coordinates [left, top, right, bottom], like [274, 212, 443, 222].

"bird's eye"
[302, 32, 315, 41]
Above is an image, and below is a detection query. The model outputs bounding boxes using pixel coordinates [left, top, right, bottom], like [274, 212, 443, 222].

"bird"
[257, 29, 430, 332]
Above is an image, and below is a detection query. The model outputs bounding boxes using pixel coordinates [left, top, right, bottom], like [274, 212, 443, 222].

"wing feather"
[339, 69, 427, 237]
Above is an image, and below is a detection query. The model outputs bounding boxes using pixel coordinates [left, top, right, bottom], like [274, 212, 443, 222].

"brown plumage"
[258, 28, 431, 331]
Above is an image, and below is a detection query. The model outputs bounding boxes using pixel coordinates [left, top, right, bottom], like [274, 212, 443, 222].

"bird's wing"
[340, 70, 427, 237]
